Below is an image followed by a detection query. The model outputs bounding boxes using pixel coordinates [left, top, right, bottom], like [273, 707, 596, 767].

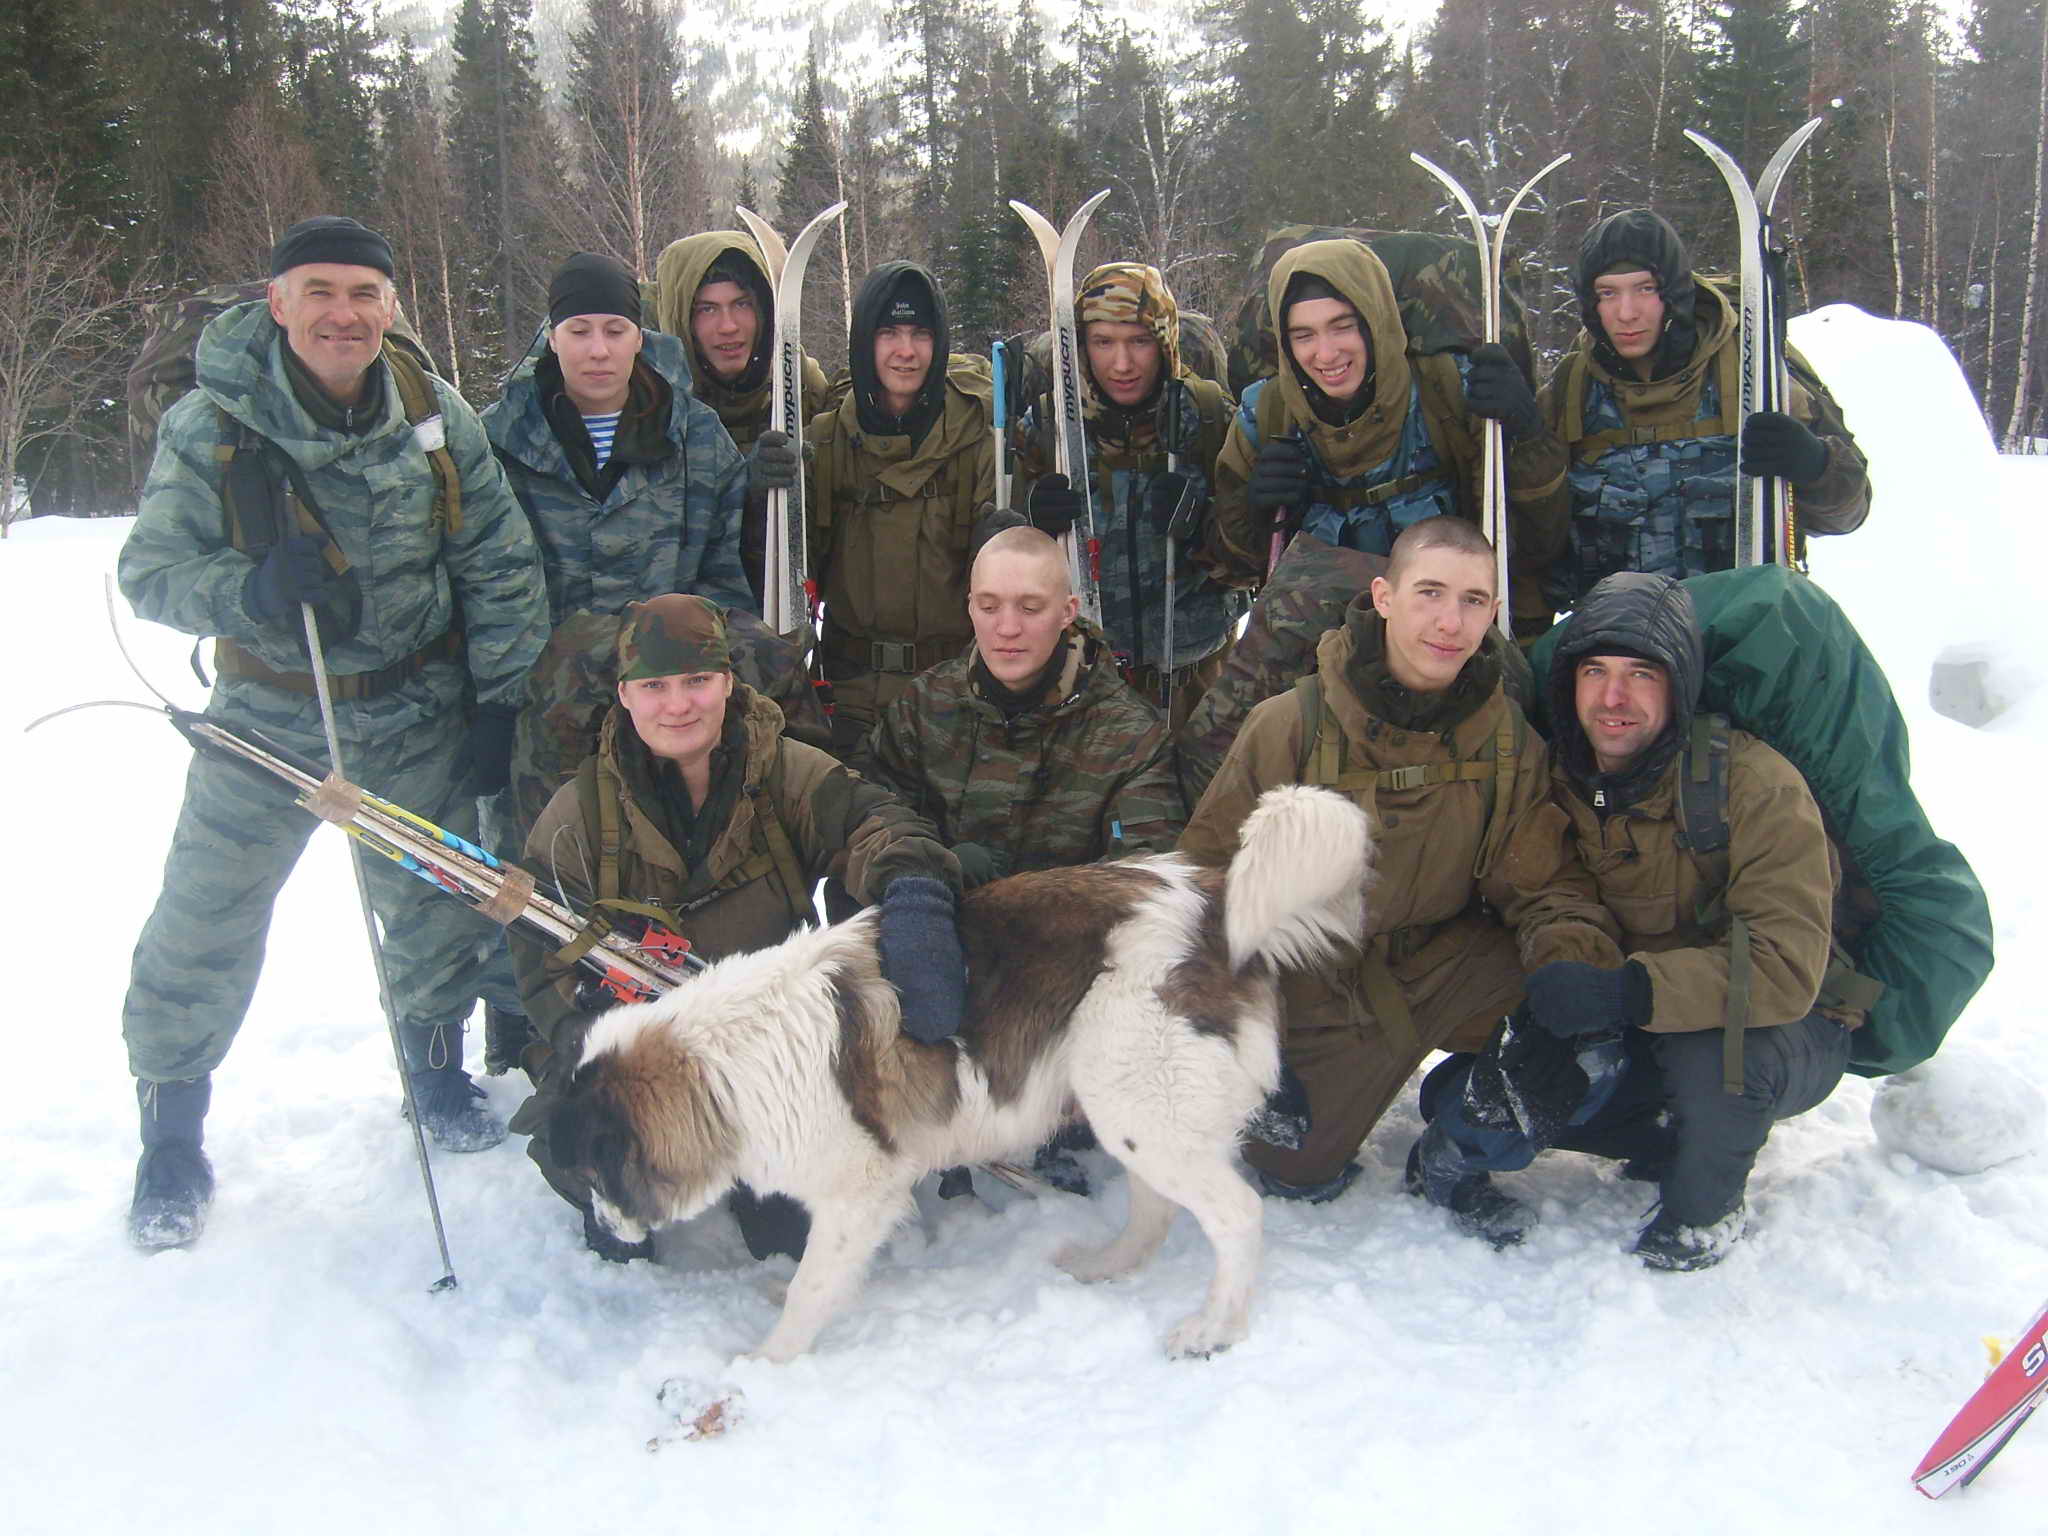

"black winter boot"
[1404, 1135, 1533, 1250]
[483, 1006, 533, 1077]
[129, 1076, 215, 1251]
[1633, 1202, 1747, 1272]
[401, 1020, 506, 1153]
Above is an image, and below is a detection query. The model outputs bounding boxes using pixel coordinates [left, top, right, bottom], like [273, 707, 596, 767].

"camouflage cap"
[1078, 262, 1182, 387]
[616, 594, 731, 680]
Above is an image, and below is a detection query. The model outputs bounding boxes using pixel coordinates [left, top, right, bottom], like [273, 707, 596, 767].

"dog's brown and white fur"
[549, 784, 1372, 1362]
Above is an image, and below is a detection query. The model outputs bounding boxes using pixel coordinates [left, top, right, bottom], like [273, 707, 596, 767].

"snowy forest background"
[4, 0, 2047, 525]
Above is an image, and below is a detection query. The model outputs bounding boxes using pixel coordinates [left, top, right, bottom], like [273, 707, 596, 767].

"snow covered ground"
[4, 309, 2044, 1531]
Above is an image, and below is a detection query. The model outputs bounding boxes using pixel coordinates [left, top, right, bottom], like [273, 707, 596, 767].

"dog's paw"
[1054, 1240, 1128, 1284]
[1164, 1313, 1246, 1361]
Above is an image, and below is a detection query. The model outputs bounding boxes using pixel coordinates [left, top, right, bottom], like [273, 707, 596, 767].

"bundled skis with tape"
[165, 706, 702, 1004]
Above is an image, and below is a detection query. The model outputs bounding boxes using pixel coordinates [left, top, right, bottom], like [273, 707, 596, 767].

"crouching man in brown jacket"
[1410, 570, 1857, 1270]
[1179, 516, 1620, 1215]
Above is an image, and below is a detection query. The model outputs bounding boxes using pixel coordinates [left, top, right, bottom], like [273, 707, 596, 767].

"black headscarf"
[848, 261, 950, 443]
[1575, 210, 1699, 381]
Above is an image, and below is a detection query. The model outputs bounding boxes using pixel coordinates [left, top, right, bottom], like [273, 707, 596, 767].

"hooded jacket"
[852, 621, 1184, 872]
[120, 300, 548, 737]
[1537, 213, 1871, 611]
[1547, 572, 1840, 1034]
[483, 326, 751, 621]
[1010, 262, 1243, 671]
[653, 232, 834, 607]
[807, 263, 996, 726]
[1206, 241, 1568, 627]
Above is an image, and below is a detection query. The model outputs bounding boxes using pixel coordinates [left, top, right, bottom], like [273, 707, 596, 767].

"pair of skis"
[1410, 152, 1571, 639]
[734, 201, 847, 639]
[1684, 119, 1826, 570]
[1010, 189, 1112, 631]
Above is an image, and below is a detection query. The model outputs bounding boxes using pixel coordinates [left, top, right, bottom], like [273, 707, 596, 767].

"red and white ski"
[1911, 1297, 2048, 1498]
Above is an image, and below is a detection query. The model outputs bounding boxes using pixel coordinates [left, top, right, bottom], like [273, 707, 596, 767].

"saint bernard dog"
[547, 784, 1373, 1362]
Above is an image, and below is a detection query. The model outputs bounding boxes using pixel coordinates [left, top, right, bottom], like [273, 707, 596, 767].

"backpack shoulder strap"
[382, 341, 462, 536]
[749, 745, 816, 927]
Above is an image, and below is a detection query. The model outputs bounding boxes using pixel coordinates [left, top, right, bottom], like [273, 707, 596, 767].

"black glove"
[878, 876, 967, 1044]
[1523, 960, 1652, 1039]
[1740, 410, 1830, 484]
[950, 841, 1011, 890]
[457, 703, 519, 797]
[748, 428, 799, 498]
[1463, 343, 1542, 440]
[244, 534, 343, 625]
[1146, 471, 1203, 538]
[1477, 1009, 1597, 1146]
[1027, 473, 1084, 539]
[1248, 437, 1312, 534]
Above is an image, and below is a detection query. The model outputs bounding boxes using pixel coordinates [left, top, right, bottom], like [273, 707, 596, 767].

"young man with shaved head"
[853, 526, 1182, 887]
[1179, 516, 1619, 1233]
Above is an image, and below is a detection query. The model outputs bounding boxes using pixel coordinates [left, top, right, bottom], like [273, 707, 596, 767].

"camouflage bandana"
[1077, 262, 1180, 438]
[616, 593, 731, 680]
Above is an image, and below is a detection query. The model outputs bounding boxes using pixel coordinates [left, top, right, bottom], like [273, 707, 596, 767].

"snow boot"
[1404, 1134, 1533, 1250]
[1633, 1202, 1747, 1272]
[482, 1005, 533, 1077]
[1253, 1160, 1362, 1205]
[401, 1020, 506, 1153]
[1243, 1060, 1313, 1151]
[129, 1075, 215, 1251]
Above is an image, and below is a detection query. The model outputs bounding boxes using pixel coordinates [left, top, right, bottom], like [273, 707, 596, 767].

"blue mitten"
[878, 877, 967, 1044]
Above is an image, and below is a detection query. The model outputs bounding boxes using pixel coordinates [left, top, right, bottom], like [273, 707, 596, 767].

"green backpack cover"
[1529, 565, 1993, 1077]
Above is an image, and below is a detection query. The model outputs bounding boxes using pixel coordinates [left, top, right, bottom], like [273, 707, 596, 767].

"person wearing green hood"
[1205, 239, 1568, 638]
[1535, 209, 1869, 625]
[653, 231, 833, 607]
[777, 261, 997, 754]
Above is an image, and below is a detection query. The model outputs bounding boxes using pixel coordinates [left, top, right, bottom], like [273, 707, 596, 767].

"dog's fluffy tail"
[1223, 784, 1373, 974]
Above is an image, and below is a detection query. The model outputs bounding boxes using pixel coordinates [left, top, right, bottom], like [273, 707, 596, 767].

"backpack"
[127, 278, 438, 491]
[1527, 565, 1993, 1078]
[1227, 227, 1536, 399]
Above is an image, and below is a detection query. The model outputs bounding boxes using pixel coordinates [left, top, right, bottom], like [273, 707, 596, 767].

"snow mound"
[1870, 1053, 2047, 1174]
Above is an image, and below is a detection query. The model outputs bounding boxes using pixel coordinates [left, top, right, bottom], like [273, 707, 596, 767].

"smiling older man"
[116, 215, 549, 1249]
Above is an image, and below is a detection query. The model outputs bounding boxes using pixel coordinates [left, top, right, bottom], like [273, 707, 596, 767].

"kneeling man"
[1410, 571, 1857, 1268]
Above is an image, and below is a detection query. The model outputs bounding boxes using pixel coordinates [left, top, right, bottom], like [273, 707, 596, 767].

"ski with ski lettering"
[1683, 118, 1823, 569]
[1409, 151, 1570, 637]
[736, 201, 847, 638]
[1912, 1296, 2048, 1498]
[1010, 188, 1112, 627]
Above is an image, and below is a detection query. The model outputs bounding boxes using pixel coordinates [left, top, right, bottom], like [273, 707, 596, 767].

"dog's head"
[546, 1020, 740, 1243]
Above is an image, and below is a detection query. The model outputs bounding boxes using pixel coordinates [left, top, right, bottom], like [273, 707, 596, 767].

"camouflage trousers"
[1245, 910, 1527, 1189]
[122, 688, 515, 1082]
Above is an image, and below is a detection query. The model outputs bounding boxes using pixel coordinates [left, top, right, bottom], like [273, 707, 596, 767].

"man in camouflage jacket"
[1003, 262, 1244, 730]
[853, 527, 1183, 886]
[117, 217, 549, 1250]
[1536, 209, 1869, 627]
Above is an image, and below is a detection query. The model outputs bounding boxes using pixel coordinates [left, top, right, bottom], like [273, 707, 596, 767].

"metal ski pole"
[297, 593, 459, 1293]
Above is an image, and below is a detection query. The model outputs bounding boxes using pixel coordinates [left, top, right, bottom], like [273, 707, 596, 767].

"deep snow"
[3, 307, 2044, 1532]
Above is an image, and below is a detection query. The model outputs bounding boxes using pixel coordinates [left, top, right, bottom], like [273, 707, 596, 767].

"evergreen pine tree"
[450, 0, 556, 362]
[565, 0, 696, 278]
